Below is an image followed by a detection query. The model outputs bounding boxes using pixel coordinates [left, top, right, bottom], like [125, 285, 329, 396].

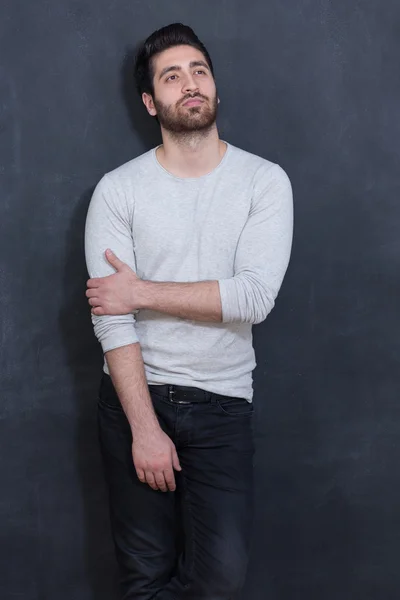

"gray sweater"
[84, 142, 293, 401]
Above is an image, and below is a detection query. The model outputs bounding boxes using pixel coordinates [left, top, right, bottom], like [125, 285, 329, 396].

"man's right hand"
[132, 426, 182, 492]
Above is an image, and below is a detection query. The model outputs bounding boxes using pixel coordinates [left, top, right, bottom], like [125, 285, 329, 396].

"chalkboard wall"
[1, 2, 399, 599]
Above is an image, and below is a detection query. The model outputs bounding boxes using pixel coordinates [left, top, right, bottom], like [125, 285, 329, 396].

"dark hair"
[134, 23, 215, 97]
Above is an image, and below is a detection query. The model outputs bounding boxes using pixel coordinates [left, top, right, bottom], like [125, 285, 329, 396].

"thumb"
[172, 448, 182, 471]
[105, 248, 127, 272]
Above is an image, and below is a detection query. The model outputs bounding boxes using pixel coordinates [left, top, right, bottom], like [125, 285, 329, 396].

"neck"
[156, 125, 227, 178]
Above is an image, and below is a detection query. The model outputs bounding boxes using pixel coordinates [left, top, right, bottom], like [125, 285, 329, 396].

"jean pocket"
[215, 396, 254, 417]
[98, 396, 124, 411]
[97, 375, 123, 411]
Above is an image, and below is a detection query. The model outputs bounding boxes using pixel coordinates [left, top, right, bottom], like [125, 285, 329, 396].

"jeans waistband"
[148, 384, 215, 404]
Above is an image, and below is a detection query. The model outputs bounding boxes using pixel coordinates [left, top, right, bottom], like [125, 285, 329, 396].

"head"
[134, 23, 219, 134]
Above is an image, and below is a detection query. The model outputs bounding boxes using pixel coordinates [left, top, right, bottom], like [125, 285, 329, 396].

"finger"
[91, 307, 105, 316]
[154, 472, 168, 492]
[172, 448, 182, 472]
[85, 288, 98, 298]
[86, 278, 101, 288]
[163, 468, 176, 492]
[105, 249, 127, 272]
[136, 468, 146, 483]
[88, 297, 100, 307]
[144, 471, 158, 491]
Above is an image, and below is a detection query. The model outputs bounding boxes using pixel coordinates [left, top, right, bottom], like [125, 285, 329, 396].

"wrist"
[131, 418, 161, 438]
[135, 279, 156, 311]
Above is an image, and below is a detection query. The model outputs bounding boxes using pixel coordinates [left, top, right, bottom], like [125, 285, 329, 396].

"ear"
[142, 92, 157, 117]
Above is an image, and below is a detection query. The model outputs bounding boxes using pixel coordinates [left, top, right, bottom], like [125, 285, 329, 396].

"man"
[84, 22, 293, 600]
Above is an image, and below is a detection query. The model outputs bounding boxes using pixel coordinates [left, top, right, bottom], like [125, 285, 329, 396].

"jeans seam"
[180, 471, 195, 589]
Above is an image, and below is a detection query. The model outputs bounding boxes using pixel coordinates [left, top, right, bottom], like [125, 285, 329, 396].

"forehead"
[152, 45, 208, 74]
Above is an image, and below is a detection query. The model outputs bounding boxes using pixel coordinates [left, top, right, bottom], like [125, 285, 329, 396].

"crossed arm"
[85, 165, 293, 332]
[85, 248, 223, 322]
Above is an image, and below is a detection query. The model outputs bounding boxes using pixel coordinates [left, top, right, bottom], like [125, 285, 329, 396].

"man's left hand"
[86, 249, 143, 316]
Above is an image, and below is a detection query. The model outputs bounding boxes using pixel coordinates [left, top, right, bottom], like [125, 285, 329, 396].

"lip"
[182, 98, 203, 107]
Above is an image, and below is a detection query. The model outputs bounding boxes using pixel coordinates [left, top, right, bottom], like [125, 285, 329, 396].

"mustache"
[179, 93, 208, 106]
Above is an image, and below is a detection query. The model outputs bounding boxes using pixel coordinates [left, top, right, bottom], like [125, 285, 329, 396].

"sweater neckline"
[151, 141, 231, 182]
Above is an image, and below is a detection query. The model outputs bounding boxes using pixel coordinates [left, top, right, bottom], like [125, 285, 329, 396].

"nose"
[181, 72, 199, 94]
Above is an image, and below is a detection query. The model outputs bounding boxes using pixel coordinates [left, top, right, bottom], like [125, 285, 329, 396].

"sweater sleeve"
[218, 163, 294, 324]
[84, 174, 140, 353]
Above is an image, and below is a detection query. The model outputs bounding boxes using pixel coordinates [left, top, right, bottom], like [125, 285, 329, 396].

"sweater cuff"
[218, 278, 241, 323]
[100, 334, 140, 354]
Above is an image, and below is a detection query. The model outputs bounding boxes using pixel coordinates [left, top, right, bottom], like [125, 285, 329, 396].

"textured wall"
[1, 2, 399, 598]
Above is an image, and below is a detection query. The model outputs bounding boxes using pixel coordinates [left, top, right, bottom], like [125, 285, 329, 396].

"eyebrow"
[158, 60, 210, 80]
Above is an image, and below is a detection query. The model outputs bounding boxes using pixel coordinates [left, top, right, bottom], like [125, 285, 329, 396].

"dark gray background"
[1, 1, 399, 598]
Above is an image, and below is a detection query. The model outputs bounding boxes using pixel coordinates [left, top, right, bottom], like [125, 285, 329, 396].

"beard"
[153, 92, 219, 134]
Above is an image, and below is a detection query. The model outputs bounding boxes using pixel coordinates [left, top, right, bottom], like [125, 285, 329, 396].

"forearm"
[139, 279, 222, 322]
[105, 343, 160, 434]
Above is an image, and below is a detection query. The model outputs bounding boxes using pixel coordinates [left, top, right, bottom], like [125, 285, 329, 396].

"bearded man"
[84, 22, 293, 600]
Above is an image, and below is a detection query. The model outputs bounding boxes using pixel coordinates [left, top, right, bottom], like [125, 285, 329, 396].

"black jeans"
[98, 373, 255, 600]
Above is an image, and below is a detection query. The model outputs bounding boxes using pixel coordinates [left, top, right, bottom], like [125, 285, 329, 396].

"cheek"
[203, 82, 217, 100]
[154, 86, 179, 105]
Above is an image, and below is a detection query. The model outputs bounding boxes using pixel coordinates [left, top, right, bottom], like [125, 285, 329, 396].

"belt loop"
[210, 393, 218, 405]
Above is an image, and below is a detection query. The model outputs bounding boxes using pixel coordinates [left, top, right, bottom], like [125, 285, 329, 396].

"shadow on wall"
[58, 47, 161, 598]
[121, 44, 162, 150]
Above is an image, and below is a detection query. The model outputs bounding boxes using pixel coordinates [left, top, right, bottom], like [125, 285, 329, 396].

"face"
[143, 45, 219, 133]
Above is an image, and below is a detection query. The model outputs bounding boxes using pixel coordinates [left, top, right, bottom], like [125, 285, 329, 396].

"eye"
[195, 70, 206, 75]
[166, 74, 178, 82]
